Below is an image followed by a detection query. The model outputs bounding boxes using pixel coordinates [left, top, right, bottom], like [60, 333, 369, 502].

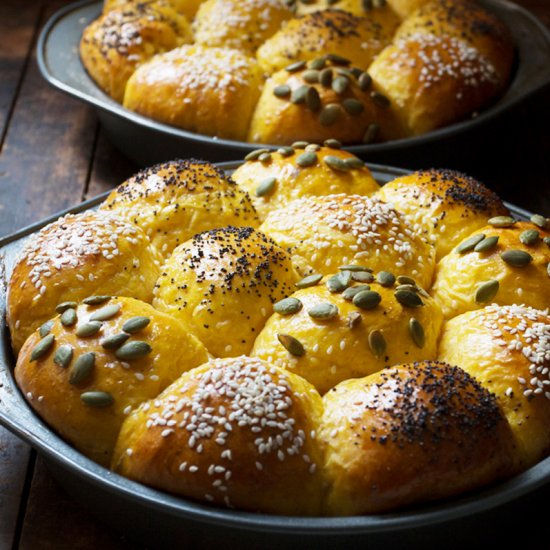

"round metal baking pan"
[1, 162, 549, 548]
[37, 0, 550, 166]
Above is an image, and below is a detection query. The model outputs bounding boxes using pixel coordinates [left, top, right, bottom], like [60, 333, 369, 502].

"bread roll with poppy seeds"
[103, 0, 205, 21]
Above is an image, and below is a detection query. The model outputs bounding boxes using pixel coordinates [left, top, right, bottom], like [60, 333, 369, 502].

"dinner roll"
[431, 218, 550, 319]
[252, 274, 443, 394]
[80, 2, 192, 102]
[112, 356, 325, 514]
[247, 58, 402, 145]
[439, 304, 550, 467]
[7, 212, 162, 355]
[256, 9, 394, 75]
[260, 193, 435, 287]
[15, 297, 208, 466]
[320, 361, 518, 515]
[123, 46, 263, 141]
[232, 143, 379, 221]
[193, 0, 292, 54]
[377, 168, 509, 260]
[103, 0, 205, 21]
[152, 226, 299, 357]
[100, 159, 259, 258]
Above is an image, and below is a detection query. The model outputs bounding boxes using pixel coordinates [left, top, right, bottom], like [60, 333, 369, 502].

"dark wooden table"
[0, 1, 549, 548]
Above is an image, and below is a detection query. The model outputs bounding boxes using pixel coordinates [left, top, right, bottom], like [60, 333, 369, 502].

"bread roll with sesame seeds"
[15, 297, 208, 466]
[232, 144, 379, 221]
[252, 276, 443, 394]
[247, 60, 403, 145]
[122, 45, 263, 141]
[431, 219, 550, 320]
[103, 0, 205, 21]
[100, 159, 259, 259]
[112, 356, 325, 514]
[260, 194, 435, 287]
[320, 361, 518, 515]
[7, 211, 163, 355]
[439, 305, 550, 467]
[193, 0, 293, 55]
[377, 168, 510, 260]
[80, 2, 192, 102]
[152, 226, 299, 357]
[256, 9, 394, 75]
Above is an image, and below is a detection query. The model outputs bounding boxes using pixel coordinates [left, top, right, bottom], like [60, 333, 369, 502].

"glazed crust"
[103, 0, 205, 21]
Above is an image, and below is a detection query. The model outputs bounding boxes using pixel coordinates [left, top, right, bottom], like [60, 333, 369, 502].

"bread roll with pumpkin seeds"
[100, 159, 259, 258]
[439, 304, 550, 467]
[252, 275, 443, 394]
[80, 2, 192, 102]
[386, 0, 432, 18]
[112, 356, 325, 514]
[15, 297, 209, 466]
[247, 59, 403, 145]
[260, 193, 435, 287]
[232, 143, 379, 221]
[193, 0, 293, 54]
[320, 361, 518, 515]
[103, 0, 205, 21]
[431, 218, 550, 320]
[123, 45, 263, 141]
[152, 226, 299, 357]
[377, 168, 510, 260]
[7, 211, 163, 355]
[256, 9, 394, 75]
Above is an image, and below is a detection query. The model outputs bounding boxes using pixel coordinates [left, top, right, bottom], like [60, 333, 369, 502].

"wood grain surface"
[0, 1, 549, 548]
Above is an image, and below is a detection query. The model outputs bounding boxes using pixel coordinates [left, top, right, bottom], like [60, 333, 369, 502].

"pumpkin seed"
[324, 138, 342, 149]
[292, 141, 308, 149]
[83, 295, 111, 305]
[395, 290, 423, 308]
[277, 146, 294, 156]
[326, 53, 350, 65]
[60, 308, 77, 327]
[319, 104, 341, 126]
[258, 152, 272, 163]
[244, 148, 270, 161]
[319, 68, 333, 87]
[296, 151, 317, 167]
[39, 320, 55, 338]
[302, 70, 320, 83]
[488, 216, 516, 228]
[30, 334, 55, 361]
[396, 276, 416, 285]
[80, 391, 114, 408]
[344, 157, 365, 169]
[395, 284, 417, 293]
[377, 271, 395, 287]
[474, 236, 499, 253]
[54, 345, 73, 369]
[408, 318, 425, 348]
[305, 143, 320, 152]
[305, 86, 321, 111]
[371, 91, 390, 107]
[362, 123, 379, 144]
[520, 229, 540, 246]
[358, 72, 372, 91]
[352, 271, 374, 283]
[332, 76, 349, 94]
[277, 334, 305, 356]
[285, 61, 306, 72]
[308, 57, 326, 70]
[338, 270, 353, 287]
[55, 301, 77, 314]
[342, 285, 371, 301]
[115, 341, 152, 360]
[326, 274, 347, 293]
[339, 265, 372, 272]
[347, 311, 362, 328]
[475, 280, 499, 303]
[274, 297, 303, 315]
[350, 67, 363, 79]
[90, 303, 121, 322]
[334, 67, 354, 78]
[456, 234, 485, 253]
[100, 332, 130, 350]
[368, 330, 386, 358]
[296, 273, 323, 288]
[69, 352, 95, 385]
[273, 84, 291, 98]
[256, 177, 277, 197]
[545, 237, 550, 247]
[308, 303, 338, 320]
[290, 85, 309, 104]
[353, 290, 381, 309]
[342, 98, 364, 115]
[122, 316, 151, 334]
[75, 321, 103, 338]
[324, 155, 350, 172]
[501, 249, 533, 267]
[530, 214, 548, 228]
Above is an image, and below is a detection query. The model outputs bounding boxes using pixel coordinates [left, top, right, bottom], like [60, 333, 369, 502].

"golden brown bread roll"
[7, 211, 162, 355]
[252, 274, 443, 394]
[80, 2, 192, 102]
[377, 168, 510, 260]
[100, 158, 259, 258]
[256, 9, 394, 75]
[112, 356, 325, 514]
[260, 193, 435, 287]
[152, 226, 299, 357]
[439, 304, 550, 467]
[386, 0, 432, 19]
[320, 361, 518, 515]
[103, 0, 205, 21]
[193, 0, 293, 54]
[431, 218, 550, 319]
[123, 45, 263, 141]
[15, 297, 208, 466]
[247, 57, 403, 144]
[232, 143, 379, 221]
